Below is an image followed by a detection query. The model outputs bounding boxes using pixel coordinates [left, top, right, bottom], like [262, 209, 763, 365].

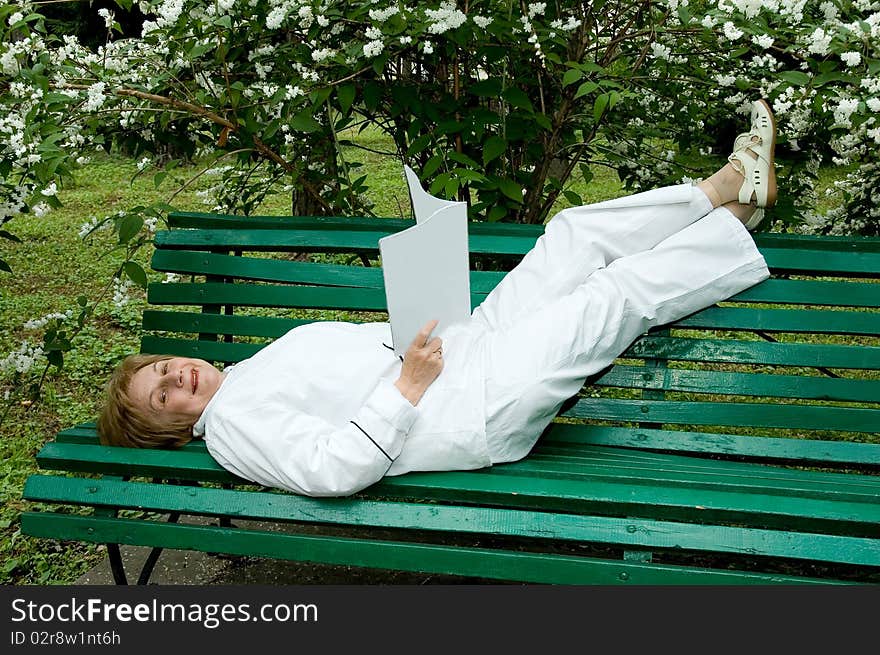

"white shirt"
[195, 321, 490, 497]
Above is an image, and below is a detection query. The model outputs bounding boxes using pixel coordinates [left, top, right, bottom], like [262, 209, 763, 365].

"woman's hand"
[394, 319, 444, 406]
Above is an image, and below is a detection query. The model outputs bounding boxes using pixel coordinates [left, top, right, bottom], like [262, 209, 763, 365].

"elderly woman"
[99, 100, 777, 497]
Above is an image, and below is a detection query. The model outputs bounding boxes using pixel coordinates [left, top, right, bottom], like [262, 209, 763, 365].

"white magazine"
[378, 166, 472, 357]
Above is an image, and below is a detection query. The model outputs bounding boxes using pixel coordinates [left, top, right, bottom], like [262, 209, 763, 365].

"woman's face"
[129, 357, 225, 429]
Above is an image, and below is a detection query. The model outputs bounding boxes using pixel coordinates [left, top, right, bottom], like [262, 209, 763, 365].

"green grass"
[0, 128, 869, 584]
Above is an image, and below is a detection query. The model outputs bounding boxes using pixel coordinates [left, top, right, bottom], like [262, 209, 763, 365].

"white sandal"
[728, 99, 777, 209]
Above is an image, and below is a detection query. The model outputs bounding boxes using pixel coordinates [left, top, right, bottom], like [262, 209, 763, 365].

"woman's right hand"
[394, 320, 444, 406]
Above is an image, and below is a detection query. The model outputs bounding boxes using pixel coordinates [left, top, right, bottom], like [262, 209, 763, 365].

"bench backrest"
[141, 211, 880, 472]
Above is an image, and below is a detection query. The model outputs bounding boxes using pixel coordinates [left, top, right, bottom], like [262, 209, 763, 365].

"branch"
[56, 83, 333, 212]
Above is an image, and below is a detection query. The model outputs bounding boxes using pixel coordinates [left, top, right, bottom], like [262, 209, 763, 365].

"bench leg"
[104, 513, 182, 585]
[136, 513, 182, 585]
[106, 543, 128, 585]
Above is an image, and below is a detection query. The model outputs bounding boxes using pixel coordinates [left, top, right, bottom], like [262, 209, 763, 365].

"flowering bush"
[1, 0, 878, 411]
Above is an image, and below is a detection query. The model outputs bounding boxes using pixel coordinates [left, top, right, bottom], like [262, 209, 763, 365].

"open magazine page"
[378, 166, 472, 357]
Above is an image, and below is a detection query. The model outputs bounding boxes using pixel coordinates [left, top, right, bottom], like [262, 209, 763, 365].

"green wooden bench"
[20, 209, 880, 584]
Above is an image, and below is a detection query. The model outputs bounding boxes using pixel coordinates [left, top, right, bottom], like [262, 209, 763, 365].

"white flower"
[8, 11, 23, 26]
[840, 52, 862, 67]
[807, 28, 832, 56]
[833, 97, 859, 127]
[98, 8, 114, 29]
[112, 277, 134, 309]
[266, 7, 286, 29]
[819, 1, 838, 20]
[363, 40, 384, 57]
[84, 82, 106, 112]
[399, 36, 412, 45]
[722, 22, 744, 40]
[425, 2, 467, 34]
[473, 15, 493, 29]
[423, 41, 434, 54]
[32, 202, 50, 217]
[311, 48, 336, 63]
[41, 182, 58, 196]
[867, 98, 880, 112]
[155, 0, 184, 27]
[24, 311, 73, 330]
[369, 6, 400, 21]
[0, 341, 45, 376]
[701, 15, 716, 28]
[527, 3, 546, 18]
[1, 48, 19, 76]
[752, 34, 774, 49]
[650, 43, 672, 60]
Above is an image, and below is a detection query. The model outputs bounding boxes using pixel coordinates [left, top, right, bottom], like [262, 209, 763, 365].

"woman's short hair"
[97, 354, 194, 449]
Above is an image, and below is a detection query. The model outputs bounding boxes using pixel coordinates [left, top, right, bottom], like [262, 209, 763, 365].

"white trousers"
[470, 184, 771, 464]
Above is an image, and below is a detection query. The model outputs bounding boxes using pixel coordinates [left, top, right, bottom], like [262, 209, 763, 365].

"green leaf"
[407, 133, 432, 156]
[362, 82, 382, 110]
[447, 151, 480, 168]
[498, 178, 523, 204]
[779, 71, 810, 86]
[47, 350, 63, 369]
[444, 177, 459, 199]
[562, 68, 583, 87]
[482, 135, 507, 166]
[814, 71, 853, 86]
[563, 190, 583, 205]
[574, 81, 599, 99]
[502, 88, 534, 113]
[117, 215, 143, 244]
[0, 258, 11, 273]
[189, 42, 215, 58]
[310, 87, 332, 107]
[289, 110, 321, 133]
[337, 84, 356, 115]
[153, 171, 168, 188]
[372, 53, 388, 76]
[422, 154, 444, 179]
[469, 78, 504, 97]
[487, 205, 507, 222]
[593, 93, 610, 123]
[123, 261, 148, 289]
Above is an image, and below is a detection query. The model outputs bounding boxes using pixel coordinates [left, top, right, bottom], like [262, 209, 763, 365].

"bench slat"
[565, 398, 878, 433]
[141, 314, 880, 370]
[151, 250, 880, 308]
[600, 364, 880, 403]
[165, 210, 880, 258]
[542, 424, 880, 467]
[20, 513, 835, 585]
[57, 420, 880, 468]
[154, 229, 880, 275]
[142, 311, 308, 339]
[631, 336, 880, 370]
[34, 443, 880, 534]
[375, 472, 880, 535]
[674, 306, 880, 335]
[23, 475, 880, 568]
[37, 437, 876, 490]
[146, 282, 880, 335]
